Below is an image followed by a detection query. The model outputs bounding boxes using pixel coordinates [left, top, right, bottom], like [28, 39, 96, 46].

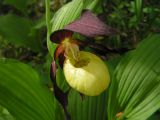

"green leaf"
[83, 0, 99, 10]
[0, 14, 41, 52]
[3, 0, 35, 14]
[108, 34, 160, 120]
[51, 0, 83, 32]
[0, 59, 55, 120]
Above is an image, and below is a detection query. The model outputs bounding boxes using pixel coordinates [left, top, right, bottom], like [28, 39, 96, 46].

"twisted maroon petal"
[50, 60, 71, 120]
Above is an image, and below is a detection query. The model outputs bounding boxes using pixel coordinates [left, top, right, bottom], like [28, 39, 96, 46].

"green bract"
[63, 51, 110, 96]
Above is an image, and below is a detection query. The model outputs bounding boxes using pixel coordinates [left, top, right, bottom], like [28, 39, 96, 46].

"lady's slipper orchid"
[50, 29, 110, 96]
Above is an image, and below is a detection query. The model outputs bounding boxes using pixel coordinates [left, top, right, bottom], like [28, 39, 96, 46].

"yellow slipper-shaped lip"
[63, 51, 110, 96]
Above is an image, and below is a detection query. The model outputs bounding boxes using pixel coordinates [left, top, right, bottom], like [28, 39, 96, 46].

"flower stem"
[45, 0, 51, 34]
[45, 0, 52, 54]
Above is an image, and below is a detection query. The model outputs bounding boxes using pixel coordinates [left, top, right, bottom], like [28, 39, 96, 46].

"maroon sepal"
[50, 29, 74, 44]
[50, 60, 71, 120]
[65, 10, 117, 38]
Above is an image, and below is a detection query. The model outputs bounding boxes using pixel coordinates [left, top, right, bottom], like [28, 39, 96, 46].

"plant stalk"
[45, 0, 51, 41]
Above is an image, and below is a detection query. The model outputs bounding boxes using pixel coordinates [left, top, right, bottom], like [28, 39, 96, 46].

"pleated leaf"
[68, 90, 108, 120]
[83, 0, 99, 10]
[0, 59, 55, 120]
[107, 34, 160, 120]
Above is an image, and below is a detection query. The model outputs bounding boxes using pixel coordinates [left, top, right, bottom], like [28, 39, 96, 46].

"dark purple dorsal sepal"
[65, 10, 117, 38]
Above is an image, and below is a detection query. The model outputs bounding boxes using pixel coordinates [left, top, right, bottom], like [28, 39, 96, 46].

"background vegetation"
[0, 0, 160, 120]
